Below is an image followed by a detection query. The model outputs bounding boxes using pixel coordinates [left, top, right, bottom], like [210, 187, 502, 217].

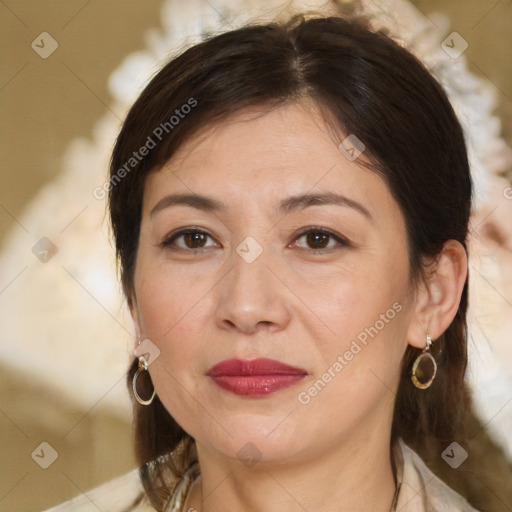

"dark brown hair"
[109, 10, 473, 511]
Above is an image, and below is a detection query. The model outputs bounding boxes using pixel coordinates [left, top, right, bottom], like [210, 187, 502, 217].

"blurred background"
[1, 0, 511, 511]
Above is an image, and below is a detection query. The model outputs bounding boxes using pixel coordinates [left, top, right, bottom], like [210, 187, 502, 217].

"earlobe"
[407, 240, 468, 349]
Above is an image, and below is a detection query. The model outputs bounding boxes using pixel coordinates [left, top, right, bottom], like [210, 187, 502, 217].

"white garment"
[393, 439, 478, 511]
[46, 439, 479, 511]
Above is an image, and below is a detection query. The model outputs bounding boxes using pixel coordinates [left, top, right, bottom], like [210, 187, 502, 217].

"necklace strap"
[389, 481, 401, 512]
[164, 461, 200, 512]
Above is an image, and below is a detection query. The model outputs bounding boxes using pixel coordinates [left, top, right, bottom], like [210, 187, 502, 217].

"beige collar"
[165, 439, 476, 512]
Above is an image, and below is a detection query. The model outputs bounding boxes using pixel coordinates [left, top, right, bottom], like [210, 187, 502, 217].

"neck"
[184, 422, 396, 512]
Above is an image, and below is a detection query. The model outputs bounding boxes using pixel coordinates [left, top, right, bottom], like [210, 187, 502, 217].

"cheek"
[294, 297, 409, 443]
[133, 265, 214, 427]
[300, 254, 410, 400]
[309, 256, 406, 339]
[134, 254, 212, 341]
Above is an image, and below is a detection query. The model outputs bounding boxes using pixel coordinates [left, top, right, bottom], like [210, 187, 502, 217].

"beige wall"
[1, 1, 511, 511]
[410, 0, 511, 146]
[1, 2, 165, 510]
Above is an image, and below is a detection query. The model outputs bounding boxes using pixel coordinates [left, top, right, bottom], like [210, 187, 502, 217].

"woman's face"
[132, 102, 418, 466]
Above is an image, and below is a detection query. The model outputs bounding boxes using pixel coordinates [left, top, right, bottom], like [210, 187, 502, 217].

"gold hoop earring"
[411, 332, 437, 389]
[132, 355, 156, 405]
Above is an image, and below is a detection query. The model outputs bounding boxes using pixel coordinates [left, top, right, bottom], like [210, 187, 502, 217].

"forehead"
[142, 103, 397, 220]
[162, 103, 344, 178]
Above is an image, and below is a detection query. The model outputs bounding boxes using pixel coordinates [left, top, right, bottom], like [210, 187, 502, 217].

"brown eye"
[161, 229, 217, 250]
[294, 228, 349, 252]
[305, 232, 330, 249]
[183, 231, 208, 248]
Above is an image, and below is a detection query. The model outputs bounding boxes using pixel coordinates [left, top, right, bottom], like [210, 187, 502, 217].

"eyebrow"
[150, 193, 225, 217]
[150, 191, 373, 220]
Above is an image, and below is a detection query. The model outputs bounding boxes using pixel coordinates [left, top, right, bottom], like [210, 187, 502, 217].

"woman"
[53, 9, 480, 512]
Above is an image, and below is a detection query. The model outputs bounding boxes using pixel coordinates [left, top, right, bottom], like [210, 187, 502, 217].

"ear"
[407, 240, 468, 349]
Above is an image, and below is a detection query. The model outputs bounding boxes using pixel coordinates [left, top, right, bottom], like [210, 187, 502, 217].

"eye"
[293, 227, 350, 252]
[161, 228, 218, 251]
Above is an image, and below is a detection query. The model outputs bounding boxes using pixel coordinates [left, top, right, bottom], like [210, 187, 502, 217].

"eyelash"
[160, 226, 351, 253]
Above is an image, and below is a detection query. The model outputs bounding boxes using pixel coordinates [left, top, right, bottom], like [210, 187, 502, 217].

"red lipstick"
[207, 358, 307, 397]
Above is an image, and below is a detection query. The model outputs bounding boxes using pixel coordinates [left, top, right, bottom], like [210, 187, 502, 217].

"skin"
[130, 102, 468, 512]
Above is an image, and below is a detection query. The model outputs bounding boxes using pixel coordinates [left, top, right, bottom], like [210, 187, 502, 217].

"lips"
[207, 358, 307, 397]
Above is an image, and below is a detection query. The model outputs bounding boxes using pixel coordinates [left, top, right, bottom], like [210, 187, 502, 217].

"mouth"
[206, 358, 308, 397]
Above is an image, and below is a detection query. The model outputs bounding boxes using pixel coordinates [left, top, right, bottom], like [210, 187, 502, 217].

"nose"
[214, 246, 292, 335]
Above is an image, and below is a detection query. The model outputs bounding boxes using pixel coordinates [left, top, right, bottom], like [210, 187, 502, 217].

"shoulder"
[43, 468, 155, 512]
[396, 439, 480, 512]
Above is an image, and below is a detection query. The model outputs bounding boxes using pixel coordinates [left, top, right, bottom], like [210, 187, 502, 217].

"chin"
[198, 414, 311, 467]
